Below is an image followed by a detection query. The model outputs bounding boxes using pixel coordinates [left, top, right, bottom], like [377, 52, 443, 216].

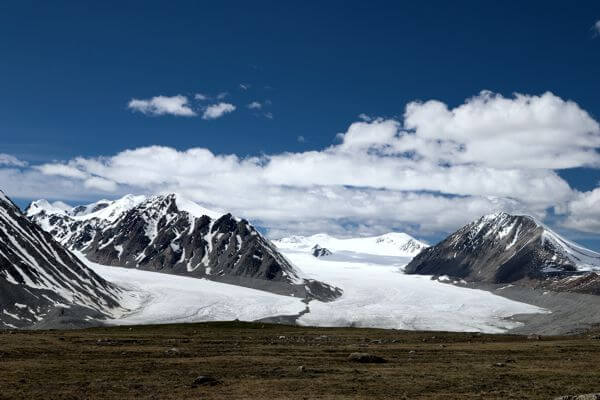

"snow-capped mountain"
[274, 232, 428, 257]
[405, 212, 600, 292]
[0, 190, 123, 328]
[27, 193, 341, 301]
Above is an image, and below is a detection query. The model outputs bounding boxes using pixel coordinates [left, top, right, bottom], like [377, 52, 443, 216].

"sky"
[1, 1, 599, 250]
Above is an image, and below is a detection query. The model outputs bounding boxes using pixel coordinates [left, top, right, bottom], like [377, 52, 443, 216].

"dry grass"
[1, 321, 599, 399]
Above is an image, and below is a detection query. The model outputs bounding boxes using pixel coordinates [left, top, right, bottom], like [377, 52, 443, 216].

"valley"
[4, 191, 600, 334]
[3, 6, 600, 399]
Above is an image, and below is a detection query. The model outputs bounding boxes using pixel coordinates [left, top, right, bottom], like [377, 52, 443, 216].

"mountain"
[0, 190, 123, 329]
[274, 232, 428, 257]
[312, 245, 332, 258]
[27, 193, 341, 301]
[405, 212, 600, 293]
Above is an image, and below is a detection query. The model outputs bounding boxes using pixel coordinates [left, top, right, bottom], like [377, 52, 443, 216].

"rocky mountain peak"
[27, 193, 342, 301]
[406, 212, 600, 287]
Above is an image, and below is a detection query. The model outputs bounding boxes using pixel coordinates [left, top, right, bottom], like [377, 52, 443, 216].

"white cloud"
[297, 136, 305, 143]
[0, 168, 122, 202]
[202, 103, 236, 120]
[4, 91, 599, 239]
[247, 101, 262, 110]
[0, 154, 27, 167]
[239, 83, 250, 90]
[194, 93, 208, 101]
[128, 95, 196, 117]
[264, 112, 273, 119]
[216, 92, 228, 100]
[36, 163, 88, 179]
[402, 91, 600, 169]
[563, 187, 600, 232]
[84, 177, 118, 192]
[593, 20, 600, 36]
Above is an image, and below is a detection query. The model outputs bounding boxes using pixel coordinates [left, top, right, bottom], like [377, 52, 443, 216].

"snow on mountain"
[406, 212, 600, 291]
[28, 194, 147, 222]
[26, 199, 73, 217]
[0, 190, 124, 329]
[539, 224, 600, 272]
[273, 232, 428, 257]
[170, 193, 223, 220]
[28, 193, 342, 301]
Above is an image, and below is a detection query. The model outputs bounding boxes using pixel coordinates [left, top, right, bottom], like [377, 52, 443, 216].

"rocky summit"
[405, 212, 600, 294]
[312, 245, 332, 258]
[27, 193, 342, 301]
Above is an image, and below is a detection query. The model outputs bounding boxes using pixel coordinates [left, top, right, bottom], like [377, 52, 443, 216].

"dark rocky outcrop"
[312, 244, 332, 258]
[0, 191, 123, 329]
[539, 272, 600, 296]
[348, 352, 387, 363]
[405, 212, 600, 294]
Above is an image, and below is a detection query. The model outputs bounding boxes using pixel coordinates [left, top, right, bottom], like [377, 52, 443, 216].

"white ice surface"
[84, 260, 306, 325]
[281, 249, 548, 333]
[172, 193, 223, 220]
[85, 245, 548, 333]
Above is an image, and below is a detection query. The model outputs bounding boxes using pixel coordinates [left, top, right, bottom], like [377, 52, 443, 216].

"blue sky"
[1, 1, 599, 249]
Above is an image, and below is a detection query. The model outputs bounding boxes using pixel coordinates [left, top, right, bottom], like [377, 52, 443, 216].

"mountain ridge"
[0, 190, 124, 328]
[27, 193, 342, 301]
[405, 212, 600, 294]
[273, 232, 428, 257]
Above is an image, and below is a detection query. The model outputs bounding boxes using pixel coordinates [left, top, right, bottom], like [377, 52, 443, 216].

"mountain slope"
[405, 212, 600, 292]
[0, 191, 123, 328]
[28, 194, 341, 301]
[274, 232, 428, 257]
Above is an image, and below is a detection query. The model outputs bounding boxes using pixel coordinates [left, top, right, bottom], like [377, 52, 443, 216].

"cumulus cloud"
[194, 93, 208, 101]
[3, 91, 599, 239]
[33, 161, 119, 194]
[594, 20, 600, 36]
[0, 168, 124, 202]
[36, 163, 88, 179]
[0, 154, 27, 167]
[216, 92, 228, 100]
[563, 187, 600, 232]
[247, 101, 262, 109]
[403, 91, 600, 169]
[84, 177, 118, 192]
[202, 103, 236, 120]
[128, 95, 196, 116]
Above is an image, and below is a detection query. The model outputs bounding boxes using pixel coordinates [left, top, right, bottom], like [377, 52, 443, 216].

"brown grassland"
[1, 321, 599, 399]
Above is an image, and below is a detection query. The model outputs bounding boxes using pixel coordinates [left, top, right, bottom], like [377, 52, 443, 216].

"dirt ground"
[1, 321, 600, 399]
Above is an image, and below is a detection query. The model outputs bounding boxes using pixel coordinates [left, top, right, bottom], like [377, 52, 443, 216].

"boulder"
[192, 376, 220, 387]
[348, 352, 386, 363]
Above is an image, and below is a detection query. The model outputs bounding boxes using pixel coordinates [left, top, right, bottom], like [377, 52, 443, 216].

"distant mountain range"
[0, 191, 124, 329]
[27, 193, 342, 301]
[406, 212, 600, 295]
[5, 187, 600, 332]
[273, 232, 428, 257]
